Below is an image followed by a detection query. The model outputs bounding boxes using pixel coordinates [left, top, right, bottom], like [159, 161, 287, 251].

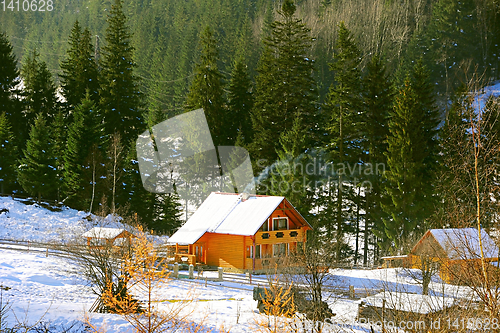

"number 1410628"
[1, 0, 53, 11]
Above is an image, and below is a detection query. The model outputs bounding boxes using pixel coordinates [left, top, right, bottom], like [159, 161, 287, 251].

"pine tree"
[362, 55, 394, 261]
[325, 21, 363, 261]
[62, 93, 101, 209]
[250, 0, 317, 171]
[151, 192, 183, 235]
[0, 112, 17, 194]
[227, 55, 253, 145]
[185, 26, 227, 147]
[20, 50, 59, 141]
[269, 115, 312, 219]
[18, 113, 58, 202]
[0, 33, 22, 149]
[99, 0, 143, 146]
[382, 65, 439, 249]
[60, 20, 100, 111]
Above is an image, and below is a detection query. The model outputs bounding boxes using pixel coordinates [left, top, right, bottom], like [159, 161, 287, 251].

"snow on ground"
[0, 196, 476, 332]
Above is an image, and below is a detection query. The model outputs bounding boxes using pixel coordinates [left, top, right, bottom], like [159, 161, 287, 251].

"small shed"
[408, 228, 500, 284]
[381, 255, 409, 268]
[82, 227, 135, 248]
[358, 292, 458, 328]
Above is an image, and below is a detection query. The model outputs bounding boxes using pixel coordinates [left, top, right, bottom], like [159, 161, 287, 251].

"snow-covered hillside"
[0, 196, 475, 333]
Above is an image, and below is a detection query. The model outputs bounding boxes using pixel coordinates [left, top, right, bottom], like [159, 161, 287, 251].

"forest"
[0, 0, 499, 266]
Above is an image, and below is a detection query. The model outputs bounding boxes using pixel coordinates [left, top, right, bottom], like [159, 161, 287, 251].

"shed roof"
[167, 192, 310, 245]
[418, 228, 499, 260]
[360, 292, 457, 314]
[82, 227, 130, 239]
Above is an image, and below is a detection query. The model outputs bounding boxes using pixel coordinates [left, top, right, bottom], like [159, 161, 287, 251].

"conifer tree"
[99, 0, 143, 146]
[18, 113, 58, 202]
[20, 50, 59, 140]
[60, 20, 100, 111]
[0, 33, 22, 148]
[325, 21, 363, 261]
[62, 95, 102, 207]
[151, 192, 183, 235]
[269, 115, 313, 219]
[0, 112, 17, 193]
[362, 55, 393, 262]
[382, 63, 439, 249]
[227, 55, 253, 145]
[250, 0, 317, 171]
[185, 26, 227, 147]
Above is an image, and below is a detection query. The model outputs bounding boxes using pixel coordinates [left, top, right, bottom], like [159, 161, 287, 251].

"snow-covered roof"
[81, 227, 130, 239]
[429, 228, 499, 260]
[360, 292, 457, 314]
[167, 192, 308, 245]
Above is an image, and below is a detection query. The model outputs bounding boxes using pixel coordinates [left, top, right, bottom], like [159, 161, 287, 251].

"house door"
[195, 243, 205, 264]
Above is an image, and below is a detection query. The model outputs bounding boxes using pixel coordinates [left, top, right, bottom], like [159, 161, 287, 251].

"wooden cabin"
[82, 227, 135, 249]
[358, 291, 459, 329]
[408, 228, 499, 284]
[167, 192, 312, 272]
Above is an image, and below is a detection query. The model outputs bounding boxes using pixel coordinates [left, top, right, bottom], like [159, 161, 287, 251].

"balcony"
[255, 228, 305, 244]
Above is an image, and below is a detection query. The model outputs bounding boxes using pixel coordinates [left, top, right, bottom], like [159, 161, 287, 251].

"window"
[246, 246, 253, 258]
[255, 245, 261, 259]
[260, 220, 269, 232]
[273, 218, 288, 230]
[273, 243, 287, 257]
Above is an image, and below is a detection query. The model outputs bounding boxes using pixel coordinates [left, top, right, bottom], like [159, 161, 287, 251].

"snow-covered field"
[0, 196, 471, 332]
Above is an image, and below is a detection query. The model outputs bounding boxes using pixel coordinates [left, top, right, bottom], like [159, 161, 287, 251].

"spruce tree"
[325, 21, 363, 261]
[250, 0, 317, 171]
[362, 55, 394, 261]
[382, 65, 439, 249]
[60, 20, 100, 111]
[0, 112, 17, 194]
[0, 33, 22, 149]
[18, 113, 58, 202]
[20, 50, 59, 141]
[99, 0, 143, 146]
[227, 55, 253, 145]
[185, 26, 227, 147]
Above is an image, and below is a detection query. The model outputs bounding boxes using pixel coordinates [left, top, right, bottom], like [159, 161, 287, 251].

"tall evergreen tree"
[324, 22, 363, 262]
[250, 0, 317, 171]
[60, 20, 100, 112]
[382, 63, 439, 249]
[0, 33, 22, 149]
[20, 50, 59, 141]
[362, 55, 394, 262]
[99, 0, 143, 146]
[0, 112, 17, 194]
[227, 55, 253, 145]
[18, 113, 58, 202]
[185, 26, 227, 147]
[62, 95, 102, 207]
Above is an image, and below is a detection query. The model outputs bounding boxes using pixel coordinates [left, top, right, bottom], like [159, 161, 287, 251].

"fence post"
[189, 264, 194, 279]
[349, 285, 354, 299]
[46, 248, 48, 257]
[218, 267, 223, 281]
[246, 272, 252, 284]
[173, 262, 179, 278]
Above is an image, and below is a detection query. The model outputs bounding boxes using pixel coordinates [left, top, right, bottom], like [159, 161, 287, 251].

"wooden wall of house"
[196, 233, 253, 270]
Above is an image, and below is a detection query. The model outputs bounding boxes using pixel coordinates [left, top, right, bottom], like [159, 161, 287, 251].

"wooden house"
[407, 228, 499, 284]
[82, 227, 135, 249]
[167, 192, 312, 272]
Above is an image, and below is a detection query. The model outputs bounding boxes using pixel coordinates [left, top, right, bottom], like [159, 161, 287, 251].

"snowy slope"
[0, 196, 132, 243]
